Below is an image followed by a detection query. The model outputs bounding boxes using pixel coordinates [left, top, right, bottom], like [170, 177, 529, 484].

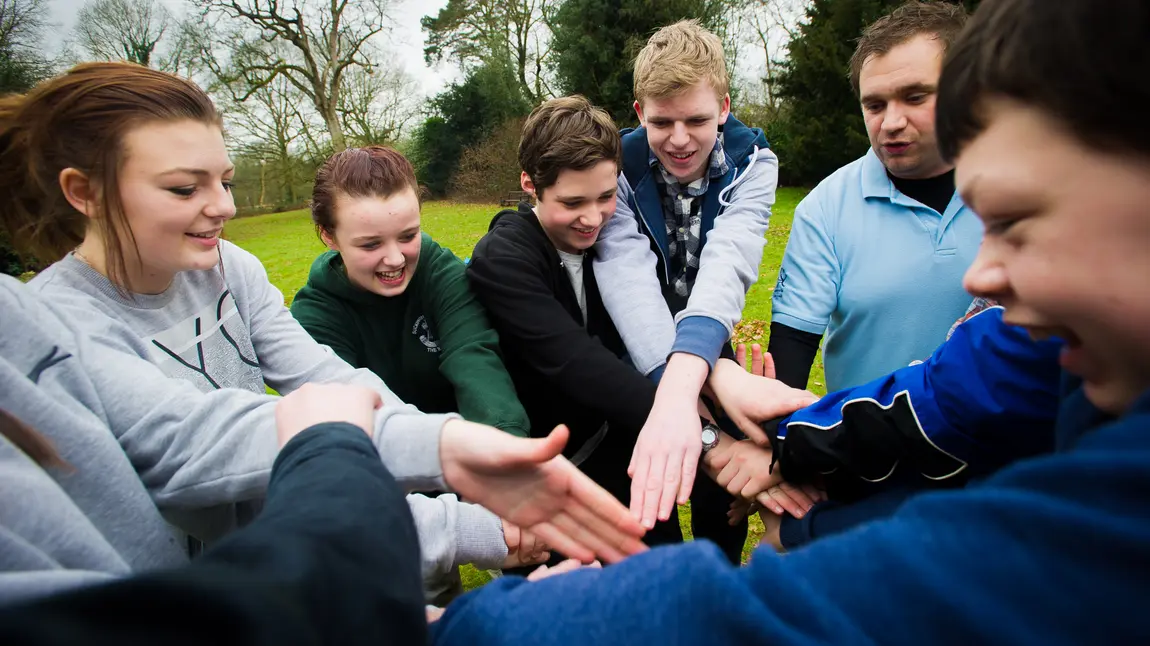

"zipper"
[631, 195, 671, 284]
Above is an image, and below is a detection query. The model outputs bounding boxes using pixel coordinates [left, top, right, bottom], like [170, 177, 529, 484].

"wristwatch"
[701, 422, 721, 454]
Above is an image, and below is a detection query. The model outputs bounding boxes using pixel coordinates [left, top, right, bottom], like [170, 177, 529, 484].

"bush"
[451, 117, 527, 203]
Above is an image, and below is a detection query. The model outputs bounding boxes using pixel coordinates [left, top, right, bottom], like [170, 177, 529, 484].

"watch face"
[701, 427, 718, 445]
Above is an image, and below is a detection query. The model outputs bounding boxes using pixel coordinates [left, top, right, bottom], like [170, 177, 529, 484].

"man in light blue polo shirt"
[769, 1, 982, 393]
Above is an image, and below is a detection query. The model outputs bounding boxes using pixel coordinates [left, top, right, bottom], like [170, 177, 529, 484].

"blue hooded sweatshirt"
[431, 378, 1150, 644]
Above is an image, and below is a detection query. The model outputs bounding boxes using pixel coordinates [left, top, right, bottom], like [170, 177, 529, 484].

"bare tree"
[1, 0, 53, 91]
[222, 73, 310, 205]
[192, 0, 397, 152]
[337, 58, 419, 147]
[748, 0, 805, 114]
[74, 0, 171, 68]
[422, 0, 555, 103]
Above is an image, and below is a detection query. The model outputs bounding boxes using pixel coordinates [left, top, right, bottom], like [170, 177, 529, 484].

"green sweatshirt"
[291, 234, 530, 437]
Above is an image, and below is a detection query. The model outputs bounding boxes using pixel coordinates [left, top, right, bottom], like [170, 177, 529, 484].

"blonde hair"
[633, 20, 729, 103]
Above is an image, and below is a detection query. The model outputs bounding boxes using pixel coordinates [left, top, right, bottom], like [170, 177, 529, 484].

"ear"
[633, 100, 645, 126]
[59, 168, 97, 219]
[718, 93, 731, 126]
[319, 227, 338, 251]
[520, 171, 537, 197]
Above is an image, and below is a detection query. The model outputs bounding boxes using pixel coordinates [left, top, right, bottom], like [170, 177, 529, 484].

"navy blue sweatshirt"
[432, 380, 1150, 645]
[0, 423, 426, 645]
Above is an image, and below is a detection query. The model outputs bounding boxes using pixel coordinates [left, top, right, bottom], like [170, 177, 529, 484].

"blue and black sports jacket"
[767, 306, 1063, 489]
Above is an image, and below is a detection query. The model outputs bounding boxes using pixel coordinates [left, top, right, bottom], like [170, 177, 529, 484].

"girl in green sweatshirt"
[292, 146, 530, 438]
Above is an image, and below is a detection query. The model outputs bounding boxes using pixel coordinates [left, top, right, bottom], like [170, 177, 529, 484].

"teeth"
[377, 268, 403, 280]
[188, 231, 216, 238]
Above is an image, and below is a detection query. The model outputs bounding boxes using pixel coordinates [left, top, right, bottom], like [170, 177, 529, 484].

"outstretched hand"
[440, 421, 647, 564]
[709, 345, 819, 445]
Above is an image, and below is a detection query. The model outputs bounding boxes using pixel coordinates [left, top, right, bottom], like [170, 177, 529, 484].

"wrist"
[656, 353, 709, 402]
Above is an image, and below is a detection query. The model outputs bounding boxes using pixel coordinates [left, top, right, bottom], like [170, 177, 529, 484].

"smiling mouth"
[186, 230, 221, 239]
[667, 151, 695, 163]
[376, 267, 405, 284]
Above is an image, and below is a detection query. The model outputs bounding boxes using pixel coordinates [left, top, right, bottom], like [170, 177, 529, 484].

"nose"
[962, 242, 1009, 299]
[204, 183, 237, 221]
[381, 241, 405, 268]
[881, 102, 908, 133]
[669, 121, 690, 148]
[579, 207, 603, 229]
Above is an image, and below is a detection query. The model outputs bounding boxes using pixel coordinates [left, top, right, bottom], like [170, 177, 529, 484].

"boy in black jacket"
[468, 96, 683, 549]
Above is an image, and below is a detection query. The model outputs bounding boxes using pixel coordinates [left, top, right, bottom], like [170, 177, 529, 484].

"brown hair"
[518, 95, 620, 197]
[938, 0, 1150, 162]
[848, 1, 968, 96]
[0, 62, 222, 293]
[310, 146, 420, 238]
[633, 20, 729, 103]
[0, 410, 66, 469]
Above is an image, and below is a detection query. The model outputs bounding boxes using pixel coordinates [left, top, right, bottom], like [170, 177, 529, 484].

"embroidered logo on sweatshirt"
[412, 315, 441, 353]
[773, 267, 788, 299]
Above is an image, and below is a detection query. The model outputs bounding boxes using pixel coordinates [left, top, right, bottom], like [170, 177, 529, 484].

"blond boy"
[591, 21, 781, 555]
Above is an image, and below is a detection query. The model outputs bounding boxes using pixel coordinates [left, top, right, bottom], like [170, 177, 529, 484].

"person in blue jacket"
[761, 302, 1062, 549]
[429, 0, 1150, 642]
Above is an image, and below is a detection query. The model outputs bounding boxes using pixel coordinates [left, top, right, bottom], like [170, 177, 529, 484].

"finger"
[732, 413, 769, 445]
[529, 520, 595, 564]
[548, 558, 585, 575]
[557, 460, 646, 538]
[643, 452, 671, 527]
[755, 491, 786, 515]
[716, 460, 739, 490]
[629, 452, 652, 520]
[550, 512, 628, 565]
[751, 344, 765, 377]
[763, 352, 777, 380]
[526, 563, 550, 582]
[677, 445, 699, 505]
[504, 522, 521, 553]
[765, 486, 810, 518]
[778, 483, 818, 513]
[735, 343, 747, 369]
[800, 483, 826, 504]
[565, 503, 648, 563]
[727, 468, 754, 497]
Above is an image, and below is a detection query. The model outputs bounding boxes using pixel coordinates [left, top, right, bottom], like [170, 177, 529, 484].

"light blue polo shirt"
[771, 148, 982, 392]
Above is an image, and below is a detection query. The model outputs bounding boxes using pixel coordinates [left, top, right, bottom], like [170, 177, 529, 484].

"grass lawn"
[224, 187, 825, 587]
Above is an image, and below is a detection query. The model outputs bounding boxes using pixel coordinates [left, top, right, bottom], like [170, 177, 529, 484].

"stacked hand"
[441, 421, 647, 565]
[274, 383, 381, 447]
[502, 520, 550, 568]
[709, 344, 819, 444]
[527, 558, 602, 582]
[628, 354, 710, 530]
[703, 437, 825, 517]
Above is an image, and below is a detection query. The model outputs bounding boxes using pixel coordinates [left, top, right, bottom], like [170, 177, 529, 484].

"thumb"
[502, 424, 569, 468]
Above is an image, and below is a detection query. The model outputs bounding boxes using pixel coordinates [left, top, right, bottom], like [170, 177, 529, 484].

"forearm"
[767, 322, 822, 389]
[408, 493, 508, 587]
[593, 178, 675, 376]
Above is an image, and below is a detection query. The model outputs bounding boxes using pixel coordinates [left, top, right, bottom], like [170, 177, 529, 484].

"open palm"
[439, 421, 647, 564]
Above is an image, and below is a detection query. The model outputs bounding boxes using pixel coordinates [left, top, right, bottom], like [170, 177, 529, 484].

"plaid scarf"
[651, 135, 730, 298]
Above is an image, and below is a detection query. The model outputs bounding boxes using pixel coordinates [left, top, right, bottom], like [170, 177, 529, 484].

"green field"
[224, 187, 825, 585]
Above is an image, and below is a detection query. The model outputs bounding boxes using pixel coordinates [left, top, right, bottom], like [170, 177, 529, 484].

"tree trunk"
[323, 105, 347, 152]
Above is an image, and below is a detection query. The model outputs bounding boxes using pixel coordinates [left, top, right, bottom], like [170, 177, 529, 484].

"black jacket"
[0, 423, 426, 646]
[467, 203, 656, 457]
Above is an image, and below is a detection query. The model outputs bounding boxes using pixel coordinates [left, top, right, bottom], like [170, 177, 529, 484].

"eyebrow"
[647, 113, 712, 122]
[555, 189, 617, 201]
[860, 83, 937, 104]
[158, 167, 236, 178]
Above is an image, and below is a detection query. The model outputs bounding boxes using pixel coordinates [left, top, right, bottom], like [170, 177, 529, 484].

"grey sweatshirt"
[19, 242, 506, 595]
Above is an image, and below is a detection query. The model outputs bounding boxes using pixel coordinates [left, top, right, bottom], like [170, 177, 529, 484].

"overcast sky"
[42, 0, 459, 96]
[41, 0, 784, 101]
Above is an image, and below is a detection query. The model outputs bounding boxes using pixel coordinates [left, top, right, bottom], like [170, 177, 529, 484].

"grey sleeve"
[592, 175, 677, 376]
[0, 436, 129, 604]
[43, 296, 450, 504]
[409, 494, 508, 586]
[676, 147, 778, 335]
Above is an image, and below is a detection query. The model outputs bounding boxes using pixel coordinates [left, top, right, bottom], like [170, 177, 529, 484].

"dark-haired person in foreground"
[431, 1, 1150, 642]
